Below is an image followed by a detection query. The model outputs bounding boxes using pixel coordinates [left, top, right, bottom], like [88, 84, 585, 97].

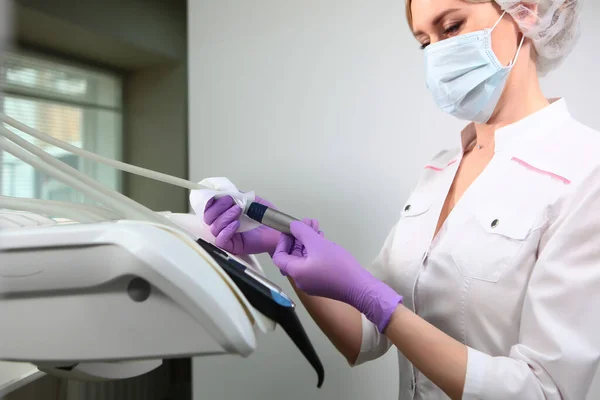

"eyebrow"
[412, 8, 461, 37]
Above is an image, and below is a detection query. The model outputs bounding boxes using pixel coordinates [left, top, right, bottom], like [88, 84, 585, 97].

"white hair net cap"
[495, 0, 582, 75]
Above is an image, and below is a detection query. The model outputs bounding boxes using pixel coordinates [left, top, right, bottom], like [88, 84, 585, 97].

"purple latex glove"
[273, 220, 403, 333]
[203, 195, 281, 256]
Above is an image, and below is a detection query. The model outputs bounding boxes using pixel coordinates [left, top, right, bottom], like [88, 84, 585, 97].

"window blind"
[0, 50, 123, 204]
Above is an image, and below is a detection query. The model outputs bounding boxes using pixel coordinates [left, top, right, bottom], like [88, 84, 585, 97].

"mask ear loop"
[508, 34, 526, 67]
[490, 11, 526, 68]
[490, 11, 507, 32]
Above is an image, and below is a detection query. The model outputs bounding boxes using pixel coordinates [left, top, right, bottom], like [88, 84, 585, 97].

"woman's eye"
[443, 22, 462, 36]
[420, 42, 430, 50]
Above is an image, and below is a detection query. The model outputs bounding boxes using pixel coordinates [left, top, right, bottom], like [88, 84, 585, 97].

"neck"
[473, 45, 549, 149]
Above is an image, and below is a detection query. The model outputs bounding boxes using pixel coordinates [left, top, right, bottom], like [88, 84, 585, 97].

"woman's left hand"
[272, 219, 403, 332]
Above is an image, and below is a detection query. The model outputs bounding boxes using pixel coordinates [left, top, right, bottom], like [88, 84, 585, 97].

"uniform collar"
[459, 98, 571, 153]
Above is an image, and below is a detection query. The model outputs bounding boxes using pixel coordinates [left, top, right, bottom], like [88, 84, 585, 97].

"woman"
[204, 0, 599, 398]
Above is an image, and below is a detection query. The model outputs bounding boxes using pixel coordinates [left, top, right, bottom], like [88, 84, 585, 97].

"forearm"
[384, 305, 467, 400]
[288, 278, 363, 364]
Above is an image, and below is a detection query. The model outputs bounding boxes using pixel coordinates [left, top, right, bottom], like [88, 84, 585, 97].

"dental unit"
[0, 113, 324, 388]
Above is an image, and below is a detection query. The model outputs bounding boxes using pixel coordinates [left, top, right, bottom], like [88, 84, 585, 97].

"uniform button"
[404, 204, 411, 212]
[491, 219, 499, 228]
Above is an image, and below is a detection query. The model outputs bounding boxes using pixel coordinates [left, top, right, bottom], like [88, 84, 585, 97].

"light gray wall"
[188, 1, 600, 399]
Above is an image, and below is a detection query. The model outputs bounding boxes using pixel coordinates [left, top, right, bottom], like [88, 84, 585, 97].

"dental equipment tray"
[0, 217, 324, 388]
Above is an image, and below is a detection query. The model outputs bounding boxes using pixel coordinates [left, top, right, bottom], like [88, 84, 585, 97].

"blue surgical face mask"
[424, 12, 525, 124]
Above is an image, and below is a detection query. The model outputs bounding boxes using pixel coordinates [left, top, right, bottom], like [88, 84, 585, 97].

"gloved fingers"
[273, 234, 300, 276]
[302, 241, 311, 257]
[305, 218, 319, 232]
[302, 219, 321, 256]
[289, 220, 321, 250]
[291, 218, 312, 256]
[308, 218, 319, 233]
[205, 197, 215, 209]
[305, 230, 324, 256]
[275, 233, 294, 256]
[204, 196, 235, 225]
[215, 220, 240, 250]
[210, 204, 242, 237]
[290, 238, 304, 257]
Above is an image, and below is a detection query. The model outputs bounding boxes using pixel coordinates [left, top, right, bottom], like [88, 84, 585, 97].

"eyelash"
[419, 22, 463, 50]
[443, 22, 462, 36]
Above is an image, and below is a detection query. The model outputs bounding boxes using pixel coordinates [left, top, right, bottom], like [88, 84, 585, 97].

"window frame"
[0, 45, 126, 201]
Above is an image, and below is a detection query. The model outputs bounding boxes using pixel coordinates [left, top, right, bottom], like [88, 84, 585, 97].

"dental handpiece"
[244, 202, 299, 234]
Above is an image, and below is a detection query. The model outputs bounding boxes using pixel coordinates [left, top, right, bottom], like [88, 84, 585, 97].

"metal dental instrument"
[244, 202, 299, 235]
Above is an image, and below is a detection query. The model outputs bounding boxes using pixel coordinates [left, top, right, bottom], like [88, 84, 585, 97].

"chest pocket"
[392, 193, 433, 252]
[401, 193, 431, 218]
[451, 208, 539, 283]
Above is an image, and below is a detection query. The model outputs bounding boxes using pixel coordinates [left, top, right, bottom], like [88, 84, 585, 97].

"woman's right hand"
[204, 200, 364, 363]
[203, 195, 281, 256]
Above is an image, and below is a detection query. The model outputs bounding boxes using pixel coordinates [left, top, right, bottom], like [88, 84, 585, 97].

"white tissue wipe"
[189, 177, 261, 232]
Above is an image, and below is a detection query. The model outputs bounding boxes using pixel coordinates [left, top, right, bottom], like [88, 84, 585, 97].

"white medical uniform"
[354, 98, 600, 399]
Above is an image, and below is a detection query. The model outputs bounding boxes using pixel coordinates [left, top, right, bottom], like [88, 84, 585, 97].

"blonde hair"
[405, 0, 492, 28]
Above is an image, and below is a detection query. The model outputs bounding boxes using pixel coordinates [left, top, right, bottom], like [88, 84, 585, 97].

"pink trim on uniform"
[425, 159, 458, 171]
[511, 157, 571, 185]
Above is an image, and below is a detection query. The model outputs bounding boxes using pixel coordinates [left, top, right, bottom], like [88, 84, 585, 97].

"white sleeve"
[463, 168, 600, 400]
[352, 313, 393, 366]
[351, 224, 397, 366]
